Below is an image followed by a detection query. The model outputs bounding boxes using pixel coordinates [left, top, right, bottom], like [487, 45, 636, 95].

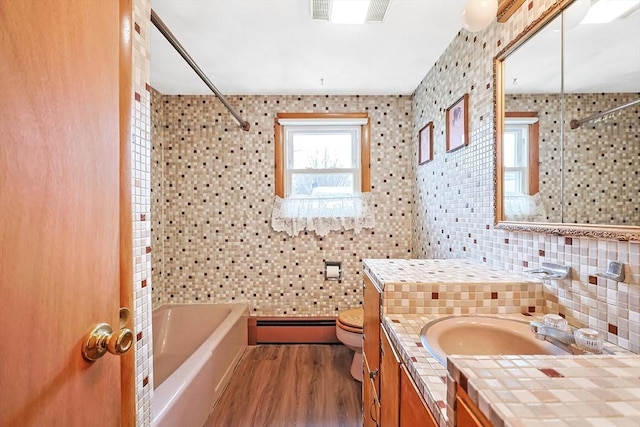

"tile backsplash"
[363, 259, 543, 315]
[411, 0, 639, 352]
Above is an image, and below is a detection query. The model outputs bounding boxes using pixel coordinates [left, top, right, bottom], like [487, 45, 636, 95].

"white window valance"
[270, 193, 375, 237]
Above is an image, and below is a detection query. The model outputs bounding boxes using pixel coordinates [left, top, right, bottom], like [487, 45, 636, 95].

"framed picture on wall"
[418, 122, 433, 164]
[446, 94, 469, 152]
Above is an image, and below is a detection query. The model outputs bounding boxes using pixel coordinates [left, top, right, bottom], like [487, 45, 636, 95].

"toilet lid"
[337, 308, 363, 330]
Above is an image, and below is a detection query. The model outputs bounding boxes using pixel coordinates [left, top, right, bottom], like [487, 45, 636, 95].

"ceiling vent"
[311, 0, 331, 20]
[311, 0, 392, 22]
[366, 0, 391, 22]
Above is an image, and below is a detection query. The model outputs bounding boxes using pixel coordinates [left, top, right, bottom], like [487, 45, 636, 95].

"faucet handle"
[574, 328, 604, 354]
[543, 314, 568, 331]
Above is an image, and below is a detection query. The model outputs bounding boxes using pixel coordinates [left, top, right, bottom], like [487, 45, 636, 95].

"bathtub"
[151, 303, 248, 427]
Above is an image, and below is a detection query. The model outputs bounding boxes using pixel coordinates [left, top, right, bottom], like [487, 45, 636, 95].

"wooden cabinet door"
[364, 352, 380, 427]
[363, 273, 381, 392]
[456, 385, 493, 427]
[380, 327, 400, 427]
[0, 1, 133, 425]
[400, 365, 438, 427]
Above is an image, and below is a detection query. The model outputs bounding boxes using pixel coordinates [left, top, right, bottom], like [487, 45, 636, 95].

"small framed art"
[446, 94, 469, 152]
[418, 122, 433, 165]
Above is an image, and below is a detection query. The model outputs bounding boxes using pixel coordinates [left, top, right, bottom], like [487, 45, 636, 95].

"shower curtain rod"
[570, 98, 640, 130]
[151, 9, 251, 132]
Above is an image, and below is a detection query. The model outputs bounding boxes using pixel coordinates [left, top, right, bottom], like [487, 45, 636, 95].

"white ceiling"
[150, 0, 467, 95]
[150, 0, 640, 96]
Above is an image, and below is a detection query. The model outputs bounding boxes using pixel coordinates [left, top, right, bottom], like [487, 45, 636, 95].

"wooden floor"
[204, 345, 363, 427]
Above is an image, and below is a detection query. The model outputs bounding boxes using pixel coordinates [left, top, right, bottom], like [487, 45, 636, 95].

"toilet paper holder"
[325, 261, 342, 281]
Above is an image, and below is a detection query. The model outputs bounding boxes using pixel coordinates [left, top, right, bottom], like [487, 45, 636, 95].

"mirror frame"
[497, 0, 526, 23]
[493, 0, 640, 241]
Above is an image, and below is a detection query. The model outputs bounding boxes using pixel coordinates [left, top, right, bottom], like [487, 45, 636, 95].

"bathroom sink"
[420, 315, 570, 366]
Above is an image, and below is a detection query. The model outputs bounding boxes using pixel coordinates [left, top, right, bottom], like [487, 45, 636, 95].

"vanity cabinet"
[363, 271, 439, 427]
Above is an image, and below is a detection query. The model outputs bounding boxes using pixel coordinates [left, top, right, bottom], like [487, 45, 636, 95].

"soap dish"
[574, 328, 604, 354]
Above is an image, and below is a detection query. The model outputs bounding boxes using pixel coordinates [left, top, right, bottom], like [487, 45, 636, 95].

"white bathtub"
[151, 303, 248, 427]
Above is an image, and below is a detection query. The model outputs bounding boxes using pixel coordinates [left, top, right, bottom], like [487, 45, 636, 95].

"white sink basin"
[420, 315, 570, 365]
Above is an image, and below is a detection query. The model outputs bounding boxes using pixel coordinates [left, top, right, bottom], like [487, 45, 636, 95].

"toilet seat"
[336, 319, 362, 334]
[337, 308, 363, 332]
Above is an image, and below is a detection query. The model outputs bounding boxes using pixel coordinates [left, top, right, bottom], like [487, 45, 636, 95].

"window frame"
[274, 113, 371, 198]
[503, 123, 530, 195]
[505, 112, 540, 196]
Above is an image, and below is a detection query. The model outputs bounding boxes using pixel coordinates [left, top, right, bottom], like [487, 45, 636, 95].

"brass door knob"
[82, 323, 133, 362]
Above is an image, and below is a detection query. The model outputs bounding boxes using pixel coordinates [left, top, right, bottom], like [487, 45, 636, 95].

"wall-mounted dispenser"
[325, 261, 342, 281]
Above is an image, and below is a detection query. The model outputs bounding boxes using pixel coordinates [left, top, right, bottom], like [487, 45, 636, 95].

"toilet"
[336, 308, 364, 382]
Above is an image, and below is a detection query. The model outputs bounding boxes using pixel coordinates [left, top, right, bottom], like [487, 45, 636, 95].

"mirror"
[495, 0, 640, 240]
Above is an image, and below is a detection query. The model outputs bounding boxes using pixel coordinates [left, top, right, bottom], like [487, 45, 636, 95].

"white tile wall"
[132, 0, 153, 425]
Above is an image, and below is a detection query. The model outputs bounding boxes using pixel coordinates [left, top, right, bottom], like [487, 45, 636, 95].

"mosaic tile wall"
[506, 92, 639, 225]
[132, 0, 153, 425]
[411, 0, 639, 353]
[151, 94, 413, 316]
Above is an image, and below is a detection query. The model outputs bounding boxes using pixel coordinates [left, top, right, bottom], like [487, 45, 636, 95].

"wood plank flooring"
[204, 345, 363, 427]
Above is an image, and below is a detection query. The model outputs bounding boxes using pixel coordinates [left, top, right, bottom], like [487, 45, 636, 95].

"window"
[275, 113, 370, 198]
[271, 113, 374, 237]
[285, 127, 359, 197]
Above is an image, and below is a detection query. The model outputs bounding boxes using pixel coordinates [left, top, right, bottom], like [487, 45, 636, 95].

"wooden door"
[0, 1, 134, 426]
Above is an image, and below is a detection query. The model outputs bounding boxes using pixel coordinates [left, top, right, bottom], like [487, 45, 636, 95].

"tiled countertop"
[447, 354, 640, 427]
[363, 259, 534, 292]
[382, 313, 636, 427]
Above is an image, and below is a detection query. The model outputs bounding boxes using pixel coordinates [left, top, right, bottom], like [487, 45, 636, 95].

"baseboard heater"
[249, 317, 340, 345]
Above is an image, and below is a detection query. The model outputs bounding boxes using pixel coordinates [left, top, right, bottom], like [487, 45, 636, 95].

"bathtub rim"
[151, 302, 249, 425]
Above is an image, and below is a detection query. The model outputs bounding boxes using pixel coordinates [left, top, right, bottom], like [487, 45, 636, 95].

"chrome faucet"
[529, 321, 575, 345]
